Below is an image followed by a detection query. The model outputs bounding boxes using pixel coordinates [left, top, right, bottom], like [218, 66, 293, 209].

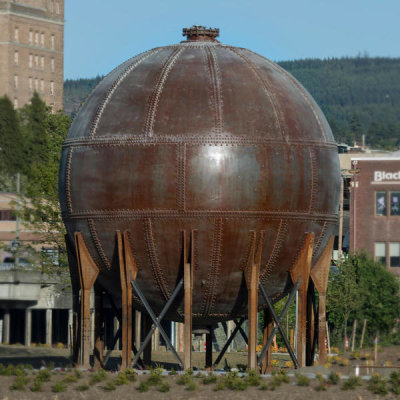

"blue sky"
[64, 0, 400, 80]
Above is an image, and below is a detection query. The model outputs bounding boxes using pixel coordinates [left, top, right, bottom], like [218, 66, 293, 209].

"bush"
[327, 371, 340, 385]
[202, 372, 217, 384]
[10, 376, 29, 391]
[296, 374, 310, 386]
[367, 374, 388, 396]
[89, 369, 107, 385]
[52, 381, 67, 392]
[76, 383, 89, 391]
[341, 376, 361, 390]
[104, 381, 116, 391]
[37, 368, 52, 382]
[246, 370, 261, 386]
[30, 379, 43, 392]
[147, 368, 163, 385]
[64, 372, 78, 383]
[122, 367, 136, 382]
[137, 380, 149, 392]
[186, 380, 198, 391]
[158, 380, 170, 392]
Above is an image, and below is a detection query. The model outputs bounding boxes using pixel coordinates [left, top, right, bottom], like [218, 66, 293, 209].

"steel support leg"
[213, 318, 247, 367]
[258, 279, 301, 368]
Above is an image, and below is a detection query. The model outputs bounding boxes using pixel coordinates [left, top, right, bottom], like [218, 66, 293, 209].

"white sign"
[374, 171, 400, 182]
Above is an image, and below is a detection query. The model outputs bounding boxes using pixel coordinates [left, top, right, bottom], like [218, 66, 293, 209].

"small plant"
[246, 369, 261, 386]
[202, 372, 217, 385]
[89, 369, 107, 385]
[259, 382, 268, 390]
[186, 380, 198, 391]
[296, 374, 310, 386]
[122, 367, 136, 382]
[214, 380, 225, 391]
[341, 376, 361, 390]
[158, 380, 170, 392]
[137, 380, 150, 392]
[76, 382, 90, 391]
[177, 373, 192, 385]
[52, 381, 67, 392]
[147, 367, 163, 385]
[56, 342, 65, 349]
[314, 375, 328, 392]
[37, 368, 52, 382]
[64, 372, 78, 383]
[115, 373, 129, 385]
[0, 364, 15, 376]
[390, 371, 400, 394]
[367, 374, 388, 396]
[30, 379, 43, 392]
[169, 368, 177, 375]
[74, 369, 82, 379]
[10, 376, 29, 391]
[224, 372, 248, 391]
[104, 380, 116, 391]
[327, 371, 340, 385]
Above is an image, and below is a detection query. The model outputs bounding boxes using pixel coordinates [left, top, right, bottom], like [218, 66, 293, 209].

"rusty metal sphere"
[59, 26, 340, 324]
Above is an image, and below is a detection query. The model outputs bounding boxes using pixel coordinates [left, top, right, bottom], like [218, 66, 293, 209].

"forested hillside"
[63, 57, 400, 149]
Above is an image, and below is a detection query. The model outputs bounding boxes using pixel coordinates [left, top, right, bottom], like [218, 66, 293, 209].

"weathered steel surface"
[59, 27, 340, 325]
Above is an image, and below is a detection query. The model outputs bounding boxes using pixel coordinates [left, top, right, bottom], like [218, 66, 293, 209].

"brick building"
[349, 156, 400, 276]
[0, 0, 64, 110]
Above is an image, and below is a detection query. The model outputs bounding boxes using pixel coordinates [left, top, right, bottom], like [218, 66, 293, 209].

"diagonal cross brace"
[131, 278, 184, 368]
[257, 279, 301, 369]
[213, 317, 247, 367]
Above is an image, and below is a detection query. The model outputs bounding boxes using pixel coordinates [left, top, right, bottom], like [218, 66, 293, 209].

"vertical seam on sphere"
[260, 219, 288, 283]
[228, 47, 287, 141]
[143, 47, 184, 137]
[201, 218, 223, 316]
[308, 148, 317, 213]
[205, 46, 224, 136]
[89, 48, 160, 139]
[312, 221, 327, 258]
[240, 230, 254, 272]
[144, 218, 171, 302]
[177, 143, 186, 211]
[88, 218, 111, 269]
[257, 54, 328, 142]
[65, 147, 73, 214]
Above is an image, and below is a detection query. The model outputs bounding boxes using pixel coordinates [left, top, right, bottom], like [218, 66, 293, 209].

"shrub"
[158, 380, 170, 392]
[147, 368, 163, 385]
[259, 382, 268, 390]
[89, 369, 107, 385]
[367, 374, 388, 396]
[186, 380, 198, 391]
[214, 380, 225, 391]
[10, 376, 29, 391]
[246, 370, 261, 386]
[168, 368, 177, 375]
[177, 373, 192, 385]
[115, 373, 129, 385]
[296, 374, 310, 386]
[52, 381, 67, 392]
[30, 379, 43, 392]
[341, 376, 361, 390]
[37, 368, 52, 382]
[0, 364, 15, 376]
[104, 381, 116, 391]
[327, 371, 340, 385]
[76, 383, 89, 391]
[202, 372, 217, 385]
[64, 372, 78, 383]
[122, 367, 136, 382]
[137, 380, 150, 392]
[74, 369, 82, 379]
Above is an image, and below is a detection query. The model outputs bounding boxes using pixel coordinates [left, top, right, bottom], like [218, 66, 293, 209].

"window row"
[375, 191, 400, 216]
[14, 51, 55, 72]
[14, 27, 55, 50]
[375, 242, 400, 268]
[13, 75, 55, 95]
[48, 0, 62, 14]
[0, 210, 16, 221]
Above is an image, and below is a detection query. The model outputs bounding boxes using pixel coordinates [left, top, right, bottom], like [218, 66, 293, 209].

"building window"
[390, 192, 400, 216]
[35, 78, 38, 91]
[14, 27, 19, 42]
[40, 79, 44, 92]
[35, 31, 39, 45]
[14, 75, 18, 89]
[376, 191, 387, 216]
[389, 243, 400, 268]
[51, 57, 55, 72]
[0, 210, 16, 221]
[34, 55, 39, 68]
[55, 1, 60, 14]
[50, 80, 54, 95]
[14, 51, 19, 66]
[29, 77, 33, 91]
[41, 56, 45, 69]
[14, 98, 18, 109]
[29, 30, 33, 44]
[29, 53, 33, 68]
[375, 242, 386, 265]
[50, 0, 54, 12]
[41, 32, 45, 47]
[51, 34, 55, 49]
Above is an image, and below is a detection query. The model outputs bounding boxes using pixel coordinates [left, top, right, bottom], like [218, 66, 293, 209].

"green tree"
[0, 95, 26, 177]
[327, 254, 364, 350]
[18, 94, 71, 269]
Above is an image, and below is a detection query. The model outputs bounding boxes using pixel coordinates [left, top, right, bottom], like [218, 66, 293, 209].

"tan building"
[0, 0, 64, 110]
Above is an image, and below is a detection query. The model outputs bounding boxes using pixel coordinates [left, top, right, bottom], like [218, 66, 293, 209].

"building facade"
[349, 157, 400, 276]
[0, 0, 64, 109]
